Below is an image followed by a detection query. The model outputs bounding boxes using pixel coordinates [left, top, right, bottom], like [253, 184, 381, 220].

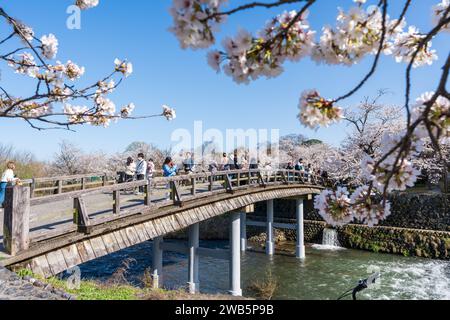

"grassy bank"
[16, 269, 249, 301]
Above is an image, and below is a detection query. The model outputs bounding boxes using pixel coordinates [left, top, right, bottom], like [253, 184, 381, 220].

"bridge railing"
[2, 169, 324, 256]
[21, 172, 116, 198]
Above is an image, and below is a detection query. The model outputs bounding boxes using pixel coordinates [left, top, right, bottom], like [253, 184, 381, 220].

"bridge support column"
[229, 212, 242, 297]
[266, 200, 274, 256]
[296, 198, 306, 259]
[152, 237, 163, 288]
[240, 212, 247, 252]
[187, 223, 200, 294]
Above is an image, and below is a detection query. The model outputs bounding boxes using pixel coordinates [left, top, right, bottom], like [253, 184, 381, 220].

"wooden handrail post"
[208, 175, 213, 192]
[145, 181, 152, 206]
[57, 179, 63, 194]
[81, 177, 86, 190]
[171, 181, 183, 206]
[225, 174, 234, 194]
[3, 185, 30, 255]
[191, 177, 196, 196]
[113, 190, 121, 214]
[73, 197, 91, 234]
[30, 178, 36, 198]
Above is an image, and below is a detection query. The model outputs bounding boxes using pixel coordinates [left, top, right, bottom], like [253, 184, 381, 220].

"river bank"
[13, 268, 251, 301]
[246, 219, 450, 260]
[50, 239, 450, 300]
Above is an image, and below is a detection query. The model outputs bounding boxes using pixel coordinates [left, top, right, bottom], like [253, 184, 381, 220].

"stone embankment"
[0, 266, 73, 300]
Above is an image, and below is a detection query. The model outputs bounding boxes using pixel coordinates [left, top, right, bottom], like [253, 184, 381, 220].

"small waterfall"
[322, 228, 340, 247]
[312, 228, 345, 251]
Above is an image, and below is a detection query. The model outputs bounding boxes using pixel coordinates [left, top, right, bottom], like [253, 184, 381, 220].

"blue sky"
[0, 0, 448, 160]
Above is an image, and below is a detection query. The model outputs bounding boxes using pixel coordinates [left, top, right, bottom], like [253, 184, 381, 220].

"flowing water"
[69, 239, 450, 300]
[311, 228, 345, 251]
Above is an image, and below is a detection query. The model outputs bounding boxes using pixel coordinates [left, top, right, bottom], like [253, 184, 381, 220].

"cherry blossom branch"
[203, 0, 307, 21]
[404, 9, 450, 126]
[0, 5, 175, 130]
[333, 0, 388, 103]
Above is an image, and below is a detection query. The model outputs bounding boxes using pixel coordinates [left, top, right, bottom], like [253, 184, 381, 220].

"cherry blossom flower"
[121, 103, 135, 118]
[314, 187, 354, 227]
[169, 0, 228, 50]
[75, 0, 99, 10]
[13, 22, 34, 43]
[64, 60, 85, 80]
[19, 101, 53, 118]
[114, 58, 133, 77]
[64, 104, 89, 124]
[40, 34, 59, 59]
[96, 80, 116, 95]
[8, 53, 39, 77]
[298, 90, 343, 129]
[391, 26, 438, 68]
[207, 50, 222, 72]
[413, 92, 450, 140]
[432, 0, 450, 32]
[212, 10, 315, 84]
[350, 186, 391, 227]
[312, 6, 403, 66]
[361, 152, 421, 193]
[162, 105, 177, 121]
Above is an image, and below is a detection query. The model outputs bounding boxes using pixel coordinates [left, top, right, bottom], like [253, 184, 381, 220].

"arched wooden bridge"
[0, 169, 324, 295]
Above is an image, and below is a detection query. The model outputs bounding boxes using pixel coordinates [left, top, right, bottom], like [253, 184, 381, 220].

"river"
[68, 239, 450, 300]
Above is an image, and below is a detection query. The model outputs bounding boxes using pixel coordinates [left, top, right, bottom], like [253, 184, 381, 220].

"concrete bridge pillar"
[229, 212, 242, 296]
[296, 198, 306, 259]
[240, 212, 247, 252]
[187, 223, 200, 294]
[266, 200, 274, 256]
[152, 236, 164, 288]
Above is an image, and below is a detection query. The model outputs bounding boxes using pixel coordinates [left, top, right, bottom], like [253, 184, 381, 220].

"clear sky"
[0, 0, 448, 160]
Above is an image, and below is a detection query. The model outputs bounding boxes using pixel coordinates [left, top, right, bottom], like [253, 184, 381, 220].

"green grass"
[16, 269, 144, 300]
[14, 269, 242, 301]
[63, 281, 141, 301]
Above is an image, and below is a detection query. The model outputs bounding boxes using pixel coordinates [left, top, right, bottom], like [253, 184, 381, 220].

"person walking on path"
[0, 161, 20, 207]
[135, 153, 147, 194]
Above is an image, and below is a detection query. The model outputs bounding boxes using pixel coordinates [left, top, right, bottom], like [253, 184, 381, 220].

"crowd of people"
[118, 151, 330, 188]
[0, 152, 331, 207]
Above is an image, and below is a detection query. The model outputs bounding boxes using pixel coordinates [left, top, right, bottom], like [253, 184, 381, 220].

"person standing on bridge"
[0, 161, 19, 207]
[183, 152, 195, 174]
[124, 157, 136, 182]
[163, 157, 177, 177]
[135, 153, 147, 195]
[163, 157, 178, 200]
[147, 158, 155, 181]
[220, 153, 229, 171]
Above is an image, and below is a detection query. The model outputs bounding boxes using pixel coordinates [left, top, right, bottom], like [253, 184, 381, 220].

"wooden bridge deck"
[0, 169, 325, 277]
[0, 185, 215, 259]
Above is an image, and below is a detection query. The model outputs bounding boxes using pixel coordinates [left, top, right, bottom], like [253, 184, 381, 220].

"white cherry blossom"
[298, 90, 343, 129]
[314, 187, 354, 227]
[40, 34, 59, 59]
[162, 105, 177, 121]
[75, 0, 99, 10]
